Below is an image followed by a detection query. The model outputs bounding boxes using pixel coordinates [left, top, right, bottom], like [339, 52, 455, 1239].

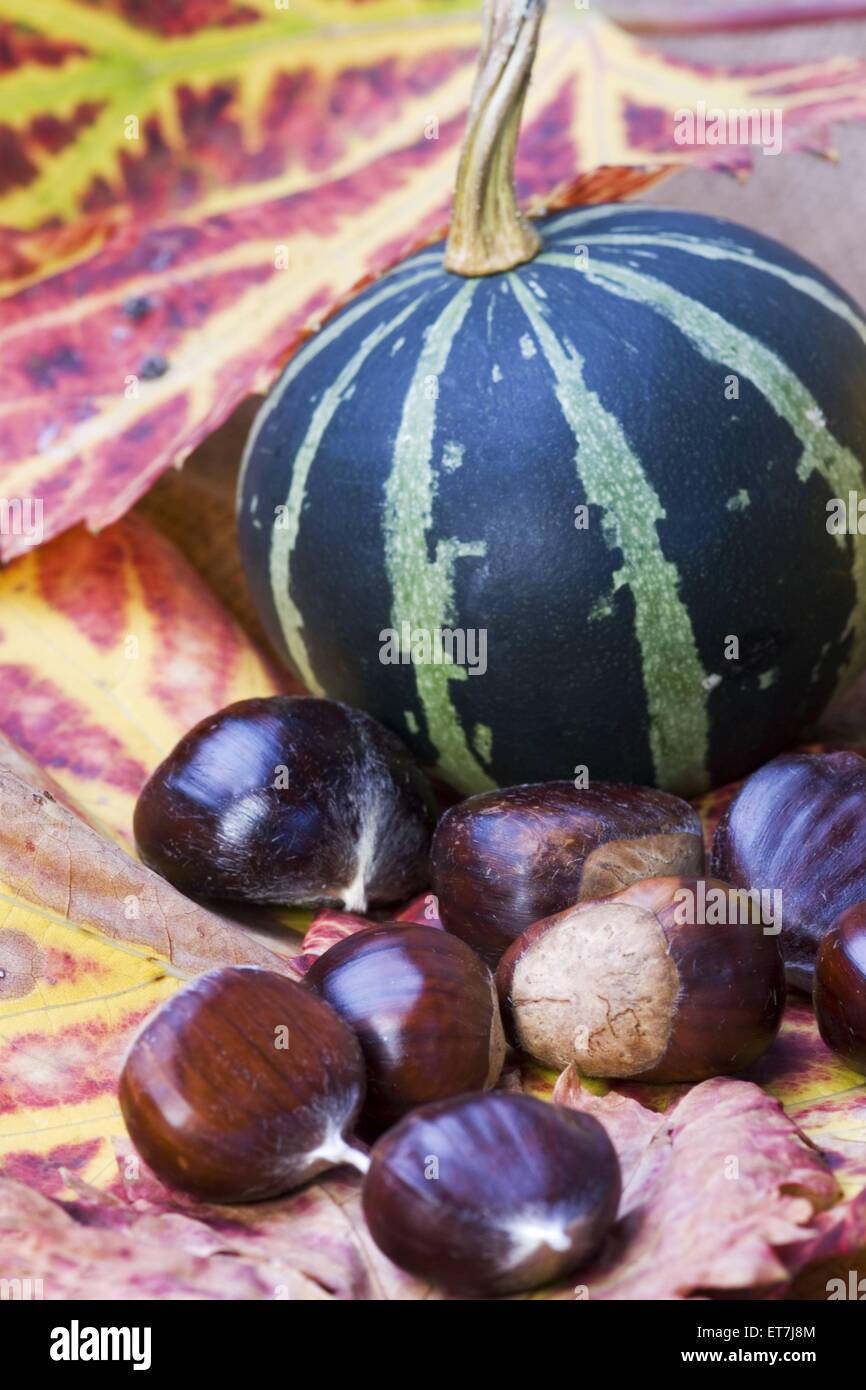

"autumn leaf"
[0, 1151, 433, 1300]
[292, 908, 384, 977]
[0, 514, 295, 841]
[294, 892, 441, 973]
[0, 0, 479, 245]
[0, 1177, 336, 1300]
[1, 1, 861, 250]
[513, 955, 866, 1223]
[108, 1147, 431, 1301]
[551, 1076, 847, 1300]
[3, 2, 866, 557]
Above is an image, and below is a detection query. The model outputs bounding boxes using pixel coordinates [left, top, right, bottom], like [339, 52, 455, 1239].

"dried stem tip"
[444, 0, 545, 277]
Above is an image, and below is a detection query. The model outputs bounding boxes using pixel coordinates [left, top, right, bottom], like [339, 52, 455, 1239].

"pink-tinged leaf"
[0, 1177, 318, 1300]
[618, 3, 866, 38]
[784, 1192, 866, 1298]
[292, 908, 381, 976]
[294, 892, 442, 974]
[394, 892, 442, 928]
[0, 1136, 432, 1300]
[552, 1076, 842, 1299]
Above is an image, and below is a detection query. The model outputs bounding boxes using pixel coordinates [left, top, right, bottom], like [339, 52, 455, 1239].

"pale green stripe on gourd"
[547, 217, 866, 347]
[239, 265, 441, 510]
[542, 250, 866, 687]
[509, 274, 711, 795]
[383, 280, 497, 794]
[267, 285, 437, 694]
[546, 205, 647, 235]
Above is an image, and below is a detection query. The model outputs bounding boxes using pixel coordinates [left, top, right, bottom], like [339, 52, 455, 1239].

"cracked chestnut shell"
[362, 1092, 620, 1296]
[431, 781, 704, 963]
[496, 876, 786, 1083]
[814, 904, 866, 1074]
[305, 923, 505, 1134]
[710, 750, 866, 989]
[119, 966, 367, 1202]
[134, 696, 436, 911]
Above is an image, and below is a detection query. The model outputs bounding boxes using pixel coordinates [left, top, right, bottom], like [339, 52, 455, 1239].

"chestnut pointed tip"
[307, 1131, 371, 1176]
[338, 880, 368, 915]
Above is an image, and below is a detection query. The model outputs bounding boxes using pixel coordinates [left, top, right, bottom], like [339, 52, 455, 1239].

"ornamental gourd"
[238, 0, 866, 798]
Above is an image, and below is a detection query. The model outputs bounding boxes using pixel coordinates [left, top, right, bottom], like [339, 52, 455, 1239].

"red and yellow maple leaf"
[1, 0, 865, 558]
[0, 515, 295, 841]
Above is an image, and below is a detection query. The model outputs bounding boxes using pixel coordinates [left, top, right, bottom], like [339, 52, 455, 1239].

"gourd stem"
[444, 0, 545, 277]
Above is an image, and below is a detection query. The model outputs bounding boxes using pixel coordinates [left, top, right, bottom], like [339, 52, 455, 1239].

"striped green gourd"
[238, 0, 866, 798]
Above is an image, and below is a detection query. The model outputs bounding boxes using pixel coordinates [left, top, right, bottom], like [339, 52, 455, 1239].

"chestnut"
[361, 1092, 620, 1296]
[134, 696, 436, 911]
[814, 903, 866, 1074]
[431, 781, 703, 963]
[711, 750, 866, 989]
[119, 966, 367, 1202]
[496, 876, 785, 1083]
[305, 923, 505, 1134]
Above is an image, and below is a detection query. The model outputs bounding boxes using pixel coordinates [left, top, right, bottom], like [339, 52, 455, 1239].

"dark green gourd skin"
[238, 205, 866, 797]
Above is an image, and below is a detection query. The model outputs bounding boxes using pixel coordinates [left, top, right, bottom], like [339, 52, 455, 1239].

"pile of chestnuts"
[123, 698, 866, 1296]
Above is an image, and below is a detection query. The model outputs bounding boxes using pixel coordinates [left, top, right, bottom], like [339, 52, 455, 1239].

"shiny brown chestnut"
[305, 923, 505, 1134]
[134, 696, 437, 911]
[814, 904, 866, 1074]
[119, 966, 367, 1202]
[431, 781, 703, 963]
[496, 876, 785, 1083]
[711, 750, 866, 989]
[361, 1092, 620, 1296]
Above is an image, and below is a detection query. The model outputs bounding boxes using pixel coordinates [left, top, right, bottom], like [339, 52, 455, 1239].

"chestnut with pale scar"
[134, 695, 437, 912]
[496, 876, 786, 1083]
